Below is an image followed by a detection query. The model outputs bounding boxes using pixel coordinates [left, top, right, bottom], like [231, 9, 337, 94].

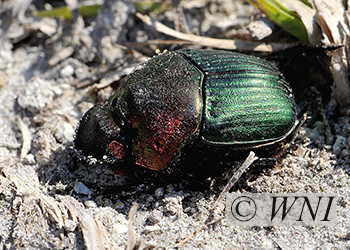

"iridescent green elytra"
[74, 49, 297, 171]
[182, 49, 296, 146]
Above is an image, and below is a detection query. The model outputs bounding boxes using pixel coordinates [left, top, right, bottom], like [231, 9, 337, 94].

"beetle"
[74, 49, 297, 172]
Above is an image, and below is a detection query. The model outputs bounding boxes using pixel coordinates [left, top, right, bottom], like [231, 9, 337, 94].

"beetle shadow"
[95, 143, 283, 195]
[36, 142, 279, 205]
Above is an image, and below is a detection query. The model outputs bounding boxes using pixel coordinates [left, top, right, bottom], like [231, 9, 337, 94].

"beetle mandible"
[74, 49, 297, 171]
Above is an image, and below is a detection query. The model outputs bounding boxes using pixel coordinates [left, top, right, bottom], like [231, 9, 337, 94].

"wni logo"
[226, 193, 337, 226]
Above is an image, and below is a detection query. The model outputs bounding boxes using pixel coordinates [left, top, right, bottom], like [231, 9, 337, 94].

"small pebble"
[114, 224, 128, 234]
[293, 146, 307, 158]
[22, 154, 36, 165]
[113, 201, 125, 210]
[247, 17, 276, 40]
[261, 240, 273, 248]
[164, 196, 182, 215]
[333, 135, 347, 155]
[144, 225, 160, 233]
[54, 121, 75, 144]
[74, 182, 92, 196]
[184, 207, 192, 213]
[305, 127, 323, 141]
[148, 210, 162, 224]
[64, 219, 77, 232]
[60, 65, 75, 78]
[84, 200, 97, 208]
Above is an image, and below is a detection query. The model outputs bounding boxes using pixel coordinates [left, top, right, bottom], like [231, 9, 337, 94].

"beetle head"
[74, 104, 129, 166]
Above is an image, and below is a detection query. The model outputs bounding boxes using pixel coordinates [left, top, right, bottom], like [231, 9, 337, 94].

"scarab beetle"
[74, 49, 297, 171]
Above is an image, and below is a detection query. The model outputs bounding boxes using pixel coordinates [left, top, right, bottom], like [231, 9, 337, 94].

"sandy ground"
[0, 0, 350, 249]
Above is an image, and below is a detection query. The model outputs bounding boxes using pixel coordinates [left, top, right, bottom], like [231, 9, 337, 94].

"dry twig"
[136, 13, 296, 53]
[213, 151, 258, 208]
[126, 203, 138, 250]
[175, 151, 258, 247]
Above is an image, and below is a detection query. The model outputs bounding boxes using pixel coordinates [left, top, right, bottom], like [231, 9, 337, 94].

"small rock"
[84, 200, 97, 208]
[74, 182, 92, 196]
[247, 17, 277, 40]
[148, 210, 162, 224]
[333, 135, 347, 155]
[54, 121, 75, 144]
[52, 86, 63, 97]
[293, 146, 308, 158]
[114, 224, 128, 234]
[184, 207, 192, 213]
[60, 65, 75, 78]
[164, 196, 182, 215]
[113, 201, 125, 210]
[22, 154, 36, 165]
[305, 127, 323, 142]
[64, 219, 77, 232]
[144, 225, 160, 233]
[261, 240, 273, 248]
